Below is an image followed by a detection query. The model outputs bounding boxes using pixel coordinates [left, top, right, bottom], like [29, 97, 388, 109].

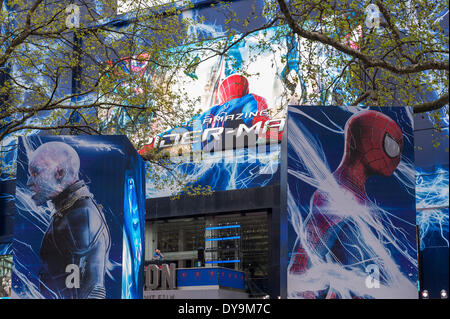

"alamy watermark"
[365, 264, 380, 289]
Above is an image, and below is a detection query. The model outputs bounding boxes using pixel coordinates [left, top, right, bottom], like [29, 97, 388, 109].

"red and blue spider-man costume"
[289, 110, 404, 298]
[205, 74, 283, 145]
[139, 74, 282, 154]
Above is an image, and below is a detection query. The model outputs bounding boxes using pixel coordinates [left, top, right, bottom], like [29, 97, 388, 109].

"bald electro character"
[27, 142, 111, 299]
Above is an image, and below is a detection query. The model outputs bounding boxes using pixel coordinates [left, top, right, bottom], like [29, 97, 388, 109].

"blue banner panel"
[122, 158, 146, 299]
[0, 180, 15, 246]
[416, 165, 449, 252]
[415, 108, 449, 298]
[417, 208, 449, 250]
[218, 267, 245, 290]
[286, 106, 418, 299]
[11, 135, 145, 299]
[420, 247, 449, 299]
[176, 267, 245, 290]
[177, 268, 219, 287]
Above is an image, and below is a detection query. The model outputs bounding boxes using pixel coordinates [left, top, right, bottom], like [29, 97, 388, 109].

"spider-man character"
[205, 74, 282, 143]
[139, 74, 282, 154]
[289, 110, 404, 298]
[217, 74, 250, 104]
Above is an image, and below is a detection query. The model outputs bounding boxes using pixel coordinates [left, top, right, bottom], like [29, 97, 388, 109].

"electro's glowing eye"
[384, 133, 400, 158]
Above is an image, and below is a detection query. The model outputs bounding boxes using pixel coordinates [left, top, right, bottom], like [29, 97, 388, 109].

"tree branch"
[0, 0, 44, 66]
[413, 93, 449, 113]
[351, 91, 371, 106]
[276, 0, 448, 74]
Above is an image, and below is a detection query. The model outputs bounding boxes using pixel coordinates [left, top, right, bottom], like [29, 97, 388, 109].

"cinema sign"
[145, 264, 177, 290]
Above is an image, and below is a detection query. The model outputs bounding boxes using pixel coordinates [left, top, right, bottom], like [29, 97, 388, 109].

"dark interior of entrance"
[148, 211, 269, 297]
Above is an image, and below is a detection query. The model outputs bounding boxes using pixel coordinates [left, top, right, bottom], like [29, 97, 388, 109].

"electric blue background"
[12, 135, 144, 299]
[414, 107, 449, 298]
[286, 106, 418, 296]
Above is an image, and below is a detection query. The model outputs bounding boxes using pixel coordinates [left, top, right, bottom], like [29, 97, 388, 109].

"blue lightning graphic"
[146, 144, 280, 199]
[287, 106, 418, 299]
[11, 137, 121, 299]
[416, 166, 449, 250]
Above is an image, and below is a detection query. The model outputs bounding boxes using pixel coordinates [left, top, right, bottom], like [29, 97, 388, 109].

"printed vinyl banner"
[12, 135, 145, 299]
[142, 73, 285, 200]
[103, 27, 302, 158]
[138, 73, 285, 156]
[103, 26, 299, 149]
[286, 106, 418, 299]
[146, 144, 281, 199]
[416, 167, 449, 251]
[414, 107, 449, 298]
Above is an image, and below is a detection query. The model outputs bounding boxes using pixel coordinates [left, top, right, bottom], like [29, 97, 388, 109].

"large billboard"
[134, 27, 294, 199]
[414, 106, 449, 298]
[103, 26, 294, 154]
[286, 106, 418, 299]
[100, 8, 361, 200]
[12, 135, 145, 299]
[143, 73, 284, 199]
[100, 25, 296, 199]
[139, 74, 285, 155]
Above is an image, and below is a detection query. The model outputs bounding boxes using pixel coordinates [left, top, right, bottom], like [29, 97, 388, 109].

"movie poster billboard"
[414, 106, 449, 298]
[12, 135, 145, 299]
[286, 106, 418, 299]
[133, 27, 291, 199]
[143, 72, 285, 198]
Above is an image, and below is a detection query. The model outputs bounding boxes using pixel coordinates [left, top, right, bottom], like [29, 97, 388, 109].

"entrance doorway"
[146, 210, 269, 296]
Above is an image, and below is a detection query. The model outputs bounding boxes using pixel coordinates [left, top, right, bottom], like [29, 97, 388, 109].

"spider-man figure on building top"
[288, 110, 406, 298]
[206, 74, 282, 139]
[139, 74, 283, 154]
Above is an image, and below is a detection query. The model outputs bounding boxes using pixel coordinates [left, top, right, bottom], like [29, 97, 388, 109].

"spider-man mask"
[218, 74, 249, 104]
[343, 110, 403, 177]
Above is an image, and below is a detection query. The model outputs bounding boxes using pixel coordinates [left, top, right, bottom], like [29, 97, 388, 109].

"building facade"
[0, 0, 448, 299]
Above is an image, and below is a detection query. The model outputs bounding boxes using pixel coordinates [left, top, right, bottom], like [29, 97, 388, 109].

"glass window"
[154, 217, 205, 253]
[148, 211, 268, 275]
[147, 211, 269, 295]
